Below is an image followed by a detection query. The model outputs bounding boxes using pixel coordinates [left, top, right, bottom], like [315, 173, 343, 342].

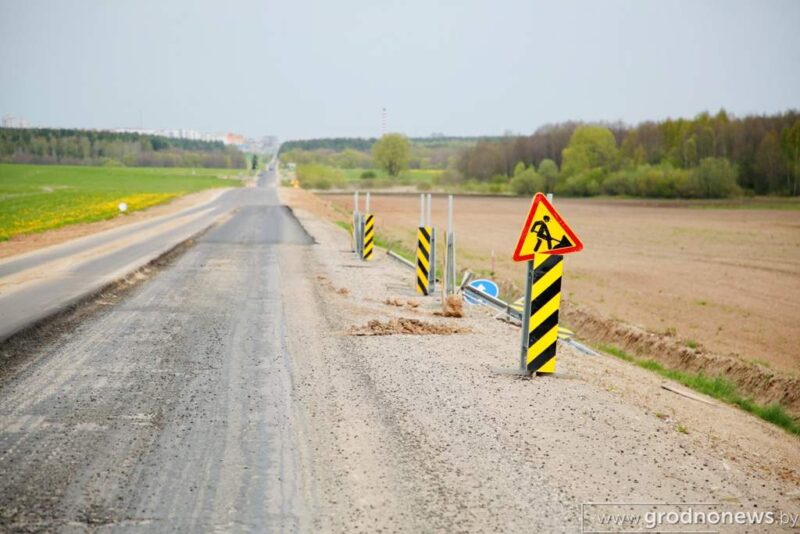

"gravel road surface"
[0, 174, 798, 533]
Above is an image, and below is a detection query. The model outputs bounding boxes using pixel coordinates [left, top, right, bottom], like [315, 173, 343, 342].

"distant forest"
[457, 110, 800, 196]
[0, 128, 246, 169]
[279, 136, 491, 171]
[278, 112, 800, 197]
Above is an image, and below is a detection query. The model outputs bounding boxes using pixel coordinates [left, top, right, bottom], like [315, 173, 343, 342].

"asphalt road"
[0, 177, 269, 342]
[0, 171, 317, 532]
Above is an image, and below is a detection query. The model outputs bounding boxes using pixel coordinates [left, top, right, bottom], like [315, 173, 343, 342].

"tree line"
[0, 128, 246, 169]
[457, 110, 800, 197]
[278, 135, 495, 155]
[279, 136, 479, 171]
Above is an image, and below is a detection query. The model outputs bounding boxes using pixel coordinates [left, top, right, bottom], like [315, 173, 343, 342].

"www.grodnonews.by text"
[582, 503, 799, 532]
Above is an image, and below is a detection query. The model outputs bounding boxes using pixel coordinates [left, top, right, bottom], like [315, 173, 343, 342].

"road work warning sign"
[512, 193, 583, 261]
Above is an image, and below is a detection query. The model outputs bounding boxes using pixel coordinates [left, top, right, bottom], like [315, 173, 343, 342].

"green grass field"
[0, 164, 244, 241]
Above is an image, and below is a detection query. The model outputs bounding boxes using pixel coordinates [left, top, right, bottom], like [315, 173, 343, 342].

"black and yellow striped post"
[416, 226, 432, 294]
[362, 214, 374, 260]
[522, 253, 563, 374]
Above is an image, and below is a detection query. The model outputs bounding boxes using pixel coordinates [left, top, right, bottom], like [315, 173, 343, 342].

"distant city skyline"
[1, 0, 799, 140]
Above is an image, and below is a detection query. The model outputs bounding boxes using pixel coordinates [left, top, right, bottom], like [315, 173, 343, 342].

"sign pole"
[509, 192, 583, 376]
[519, 259, 534, 374]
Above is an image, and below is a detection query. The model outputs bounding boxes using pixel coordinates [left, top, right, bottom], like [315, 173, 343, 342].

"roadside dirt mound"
[442, 295, 464, 318]
[349, 318, 470, 336]
[383, 298, 420, 310]
[564, 303, 800, 419]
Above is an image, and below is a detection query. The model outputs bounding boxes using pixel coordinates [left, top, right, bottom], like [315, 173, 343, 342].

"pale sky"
[1, 0, 798, 140]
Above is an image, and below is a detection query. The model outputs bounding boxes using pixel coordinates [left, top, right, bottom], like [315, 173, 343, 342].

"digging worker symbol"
[530, 215, 554, 252]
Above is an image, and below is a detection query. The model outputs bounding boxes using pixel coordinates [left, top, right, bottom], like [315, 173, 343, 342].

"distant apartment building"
[223, 133, 245, 146]
[1, 115, 31, 128]
[111, 127, 226, 143]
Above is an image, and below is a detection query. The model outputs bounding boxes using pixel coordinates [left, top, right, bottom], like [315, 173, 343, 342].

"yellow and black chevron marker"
[416, 226, 432, 294]
[362, 214, 374, 260]
[526, 253, 563, 374]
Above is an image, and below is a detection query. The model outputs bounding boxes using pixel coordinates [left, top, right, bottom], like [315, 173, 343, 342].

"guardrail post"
[427, 193, 436, 293]
[444, 195, 456, 295]
[352, 191, 359, 253]
[359, 192, 372, 261]
[416, 194, 431, 295]
[362, 213, 374, 260]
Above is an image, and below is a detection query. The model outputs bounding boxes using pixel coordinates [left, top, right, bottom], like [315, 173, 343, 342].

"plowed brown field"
[322, 193, 800, 374]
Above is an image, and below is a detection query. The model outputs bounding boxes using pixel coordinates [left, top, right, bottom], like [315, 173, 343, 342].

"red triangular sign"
[512, 193, 583, 261]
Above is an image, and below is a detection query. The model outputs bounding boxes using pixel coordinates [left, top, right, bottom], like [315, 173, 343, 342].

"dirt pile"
[349, 318, 470, 336]
[383, 298, 420, 310]
[442, 295, 464, 318]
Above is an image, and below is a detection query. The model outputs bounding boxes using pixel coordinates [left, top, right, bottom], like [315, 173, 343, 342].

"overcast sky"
[1, 0, 798, 140]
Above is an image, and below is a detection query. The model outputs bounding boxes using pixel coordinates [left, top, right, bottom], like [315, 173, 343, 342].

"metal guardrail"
[387, 250, 416, 270]
[461, 275, 599, 357]
[462, 284, 522, 321]
[382, 259, 600, 357]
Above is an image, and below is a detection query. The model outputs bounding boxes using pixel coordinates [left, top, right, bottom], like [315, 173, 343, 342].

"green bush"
[416, 182, 432, 191]
[688, 157, 741, 198]
[296, 164, 344, 189]
[510, 168, 546, 196]
[556, 168, 604, 196]
[640, 166, 692, 198]
[360, 170, 376, 179]
[537, 159, 559, 192]
[606, 165, 690, 198]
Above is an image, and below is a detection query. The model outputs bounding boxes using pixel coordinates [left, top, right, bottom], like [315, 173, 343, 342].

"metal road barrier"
[462, 283, 522, 320]
[461, 275, 598, 357]
[387, 250, 416, 270]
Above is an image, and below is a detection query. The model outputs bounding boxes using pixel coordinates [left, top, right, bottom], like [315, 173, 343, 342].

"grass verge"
[597, 344, 800, 436]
